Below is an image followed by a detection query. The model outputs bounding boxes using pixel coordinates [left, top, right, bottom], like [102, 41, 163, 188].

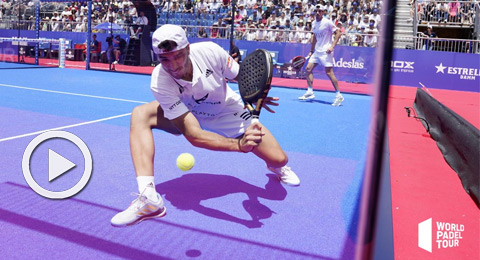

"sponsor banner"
[391, 49, 480, 92]
[196, 39, 479, 92]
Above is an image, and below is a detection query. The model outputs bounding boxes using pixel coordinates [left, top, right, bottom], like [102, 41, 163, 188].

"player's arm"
[309, 33, 317, 57]
[171, 111, 263, 153]
[328, 28, 341, 54]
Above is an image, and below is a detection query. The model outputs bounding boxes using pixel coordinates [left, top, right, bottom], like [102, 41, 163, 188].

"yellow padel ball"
[176, 153, 195, 171]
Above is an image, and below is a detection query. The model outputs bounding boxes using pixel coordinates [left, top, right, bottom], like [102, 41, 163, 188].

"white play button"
[48, 149, 76, 182]
[22, 131, 93, 199]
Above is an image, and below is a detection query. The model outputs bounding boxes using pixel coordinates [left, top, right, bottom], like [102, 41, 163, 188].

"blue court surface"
[0, 62, 372, 259]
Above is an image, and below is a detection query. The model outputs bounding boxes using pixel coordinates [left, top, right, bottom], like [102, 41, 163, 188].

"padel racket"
[292, 55, 307, 70]
[238, 49, 273, 123]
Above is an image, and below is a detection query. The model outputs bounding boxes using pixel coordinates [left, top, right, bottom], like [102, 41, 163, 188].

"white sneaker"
[113, 60, 118, 65]
[332, 95, 344, 106]
[298, 91, 315, 100]
[111, 186, 166, 227]
[267, 165, 300, 186]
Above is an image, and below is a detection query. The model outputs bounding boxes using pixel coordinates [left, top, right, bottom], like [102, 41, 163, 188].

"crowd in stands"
[410, 0, 479, 25]
[0, 0, 478, 48]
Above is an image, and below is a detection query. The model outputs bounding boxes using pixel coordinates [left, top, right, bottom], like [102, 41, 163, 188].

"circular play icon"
[22, 131, 93, 199]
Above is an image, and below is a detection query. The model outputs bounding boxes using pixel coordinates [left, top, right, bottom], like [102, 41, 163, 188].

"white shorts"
[309, 51, 334, 67]
[198, 104, 252, 138]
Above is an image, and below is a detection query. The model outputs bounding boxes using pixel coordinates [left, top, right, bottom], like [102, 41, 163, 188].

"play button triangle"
[48, 149, 76, 182]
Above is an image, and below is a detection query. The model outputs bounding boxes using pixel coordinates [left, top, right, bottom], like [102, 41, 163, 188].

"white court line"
[0, 113, 132, 142]
[0, 83, 148, 104]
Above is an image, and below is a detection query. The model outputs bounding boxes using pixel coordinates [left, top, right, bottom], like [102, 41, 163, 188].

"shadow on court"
[157, 173, 286, 228]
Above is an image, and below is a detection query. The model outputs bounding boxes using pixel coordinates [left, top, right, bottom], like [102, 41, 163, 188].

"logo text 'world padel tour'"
[418, 218, 465, 253]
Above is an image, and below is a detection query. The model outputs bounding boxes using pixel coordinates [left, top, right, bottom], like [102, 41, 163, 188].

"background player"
[299, 5, 344, 106]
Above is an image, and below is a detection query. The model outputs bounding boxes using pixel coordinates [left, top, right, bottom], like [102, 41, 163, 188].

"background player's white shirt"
[311, 18, 338, 53]
[151, 42, 240, 121]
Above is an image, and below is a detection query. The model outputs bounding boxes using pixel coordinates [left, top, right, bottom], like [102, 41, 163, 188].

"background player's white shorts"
[199, 104, 252, 138]
[309, 51, 334, 67]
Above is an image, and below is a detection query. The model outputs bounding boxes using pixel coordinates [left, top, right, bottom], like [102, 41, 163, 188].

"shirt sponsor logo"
[192, 93, 209, 104]
[169, 100, 182, 110]
[205, 68, 213, 78]
[435, 63, 479, 80]
[333, 58, 364, 69]
[227, 56, 233, 69]
[391, 60, 414, 73]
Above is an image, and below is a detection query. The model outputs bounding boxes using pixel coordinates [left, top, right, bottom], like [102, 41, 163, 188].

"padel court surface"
[0, 62, 478, 259]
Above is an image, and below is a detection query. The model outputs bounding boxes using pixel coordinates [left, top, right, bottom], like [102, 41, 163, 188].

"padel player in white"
[111, 24, 300, 227]
[299, 5, 344, 106]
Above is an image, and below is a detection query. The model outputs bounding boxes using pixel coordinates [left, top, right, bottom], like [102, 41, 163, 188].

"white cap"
[152, 24, 189, 54]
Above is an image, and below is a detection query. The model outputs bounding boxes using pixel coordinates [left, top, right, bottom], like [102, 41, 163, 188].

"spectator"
[75, 18, 87, 32]
[256, 23, 267, 41]
[113, 35, 127, 64]
[51, 17, 60, 31]
[134, 11, 148, 38]
[436, 1, 448, 23]
[421, 24, 437, 50]
[359, 15, 369, 29]
[364, 26, 378, 47]
[198, 26, 208, 38]
[211, 22, 220, 38]
[275, 26, 289, 42]
[370, 8, 381, 26]
[210, 0, 221, 14]
[237, 4, 247, 17]
[249, 10, 260, 23]
[448, 0, 460, 23]
[423, 1, 436, 22]
[106, 35, 114, 63]
[183, 0, 194, 13]
[128, 3, 138, 19]
[196, 0, 209, 14]
[229, 41, 241, 62]
[244, 24, 257, 40]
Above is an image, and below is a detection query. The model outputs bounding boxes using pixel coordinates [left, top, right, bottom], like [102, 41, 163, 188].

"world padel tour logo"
[435, 63, 479, 80]
[418, 218, 465, 253]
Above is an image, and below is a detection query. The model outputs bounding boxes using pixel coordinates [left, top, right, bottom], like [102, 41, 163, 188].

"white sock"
[307, 87, 313, 93]
[136, 176, 158, 201]
[336, 91, 342, 96]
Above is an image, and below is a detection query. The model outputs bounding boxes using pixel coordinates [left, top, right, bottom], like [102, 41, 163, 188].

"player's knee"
[268, 152, 288, 168]
[305, 66, 314, 73]
[131, 105, 152, 127]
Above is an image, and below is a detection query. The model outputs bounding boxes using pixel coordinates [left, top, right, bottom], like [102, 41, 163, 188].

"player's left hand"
[326, 46, 334, 54]
[262, 97, 279, 113]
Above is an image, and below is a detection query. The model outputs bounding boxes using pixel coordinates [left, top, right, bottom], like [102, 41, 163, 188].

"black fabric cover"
[413, 88, 480, 208]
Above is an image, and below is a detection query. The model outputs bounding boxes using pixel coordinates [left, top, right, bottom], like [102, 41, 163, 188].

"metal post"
[229, 0, 236, 53]
[355, 0, 398, 258]
[86, 0, 92, 70]
[35, 0, 39, 65]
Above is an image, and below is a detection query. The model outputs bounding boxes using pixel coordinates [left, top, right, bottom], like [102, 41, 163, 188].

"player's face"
[315, 9, 324, 20]
[158, 46, 191, 80]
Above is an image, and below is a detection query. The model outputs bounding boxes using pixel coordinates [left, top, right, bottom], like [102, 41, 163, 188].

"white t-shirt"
[151, 42, 241, 122]
[311, 17, 338, 53]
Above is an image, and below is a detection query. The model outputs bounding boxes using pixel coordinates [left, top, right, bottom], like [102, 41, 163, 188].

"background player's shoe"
[111, 187, 166, 227]
[332, 94, 344, 106]
[267, 165, 300, 186]
[298, 91, 315, 100]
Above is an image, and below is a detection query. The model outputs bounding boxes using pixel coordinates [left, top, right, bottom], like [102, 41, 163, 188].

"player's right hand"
[239, 123, 265, 152]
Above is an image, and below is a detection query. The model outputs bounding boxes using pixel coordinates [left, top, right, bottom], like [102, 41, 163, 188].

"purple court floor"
[0, 63, 372, 259]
